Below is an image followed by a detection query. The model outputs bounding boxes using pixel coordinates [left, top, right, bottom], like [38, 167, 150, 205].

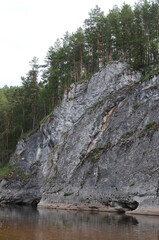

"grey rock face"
[1, 61, 159, 213]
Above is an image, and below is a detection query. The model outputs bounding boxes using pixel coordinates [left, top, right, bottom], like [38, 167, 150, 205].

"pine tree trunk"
[91, 45, 94, 73]
[107, 50, 109, 64]
[32, 104, 35, 130]
[52, 93, 54, 108]
[70, 69, 72, 84]
[22, 107, 24, 134]
[80, 49, 83, 80]
[6, 121, 9, 153]
[102, 33, 105, 67]
[157, 25, 159, 54]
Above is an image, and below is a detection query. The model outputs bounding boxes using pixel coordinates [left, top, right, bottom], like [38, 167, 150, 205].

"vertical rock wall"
[1, 61, 159, 214]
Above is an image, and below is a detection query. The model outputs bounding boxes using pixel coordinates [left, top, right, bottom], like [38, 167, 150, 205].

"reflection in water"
[0, 206, 158, 240]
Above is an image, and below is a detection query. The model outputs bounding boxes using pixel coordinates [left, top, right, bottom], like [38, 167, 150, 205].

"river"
[0, 206, 159, 240]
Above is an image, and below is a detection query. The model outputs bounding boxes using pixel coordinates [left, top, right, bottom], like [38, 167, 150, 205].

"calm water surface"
[0, 206, 159, 240]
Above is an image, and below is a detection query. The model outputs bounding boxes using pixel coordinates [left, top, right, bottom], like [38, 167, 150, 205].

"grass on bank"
[0, 163, 32, 181]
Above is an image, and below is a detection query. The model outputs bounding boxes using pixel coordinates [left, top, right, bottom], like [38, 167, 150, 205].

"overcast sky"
[0, 0, 137, 88]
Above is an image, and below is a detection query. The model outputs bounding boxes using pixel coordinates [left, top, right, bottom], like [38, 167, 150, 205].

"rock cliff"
[1, 61, 159, 214]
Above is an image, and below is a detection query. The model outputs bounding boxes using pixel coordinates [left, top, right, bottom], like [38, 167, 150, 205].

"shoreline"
[38, 202, 116, 212]
[38, 202, 159, 216]
[126, 208, 159, 216]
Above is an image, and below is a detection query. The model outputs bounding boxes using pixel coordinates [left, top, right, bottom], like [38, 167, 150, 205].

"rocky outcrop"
[1, 61, 159, 214]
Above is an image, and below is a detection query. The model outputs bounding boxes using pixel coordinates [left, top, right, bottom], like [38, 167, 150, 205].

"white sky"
[0, 0, 137, 88]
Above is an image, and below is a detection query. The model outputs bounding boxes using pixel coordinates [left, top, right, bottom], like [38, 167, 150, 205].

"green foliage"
[0, 163, 32, 181]
[121, 131, 134, 138]
[63, 192, 74, 197]
[0, 163, 12, 179]
[145, 122, 158, 130]
[87, 148, 104, 161]
[0, 88, 8, 111]
[134, 103, 141, 110]
[104, 140, 112, 150]
[141, 68, 159, 82]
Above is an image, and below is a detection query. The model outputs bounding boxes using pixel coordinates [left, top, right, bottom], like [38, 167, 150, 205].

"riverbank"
[38, 202, 159, 216]
[38, 202, 116, 212]
[127, 208, 159, 216]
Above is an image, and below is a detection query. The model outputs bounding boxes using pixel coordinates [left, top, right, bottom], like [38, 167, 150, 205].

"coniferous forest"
[0, 0, 159, 165]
